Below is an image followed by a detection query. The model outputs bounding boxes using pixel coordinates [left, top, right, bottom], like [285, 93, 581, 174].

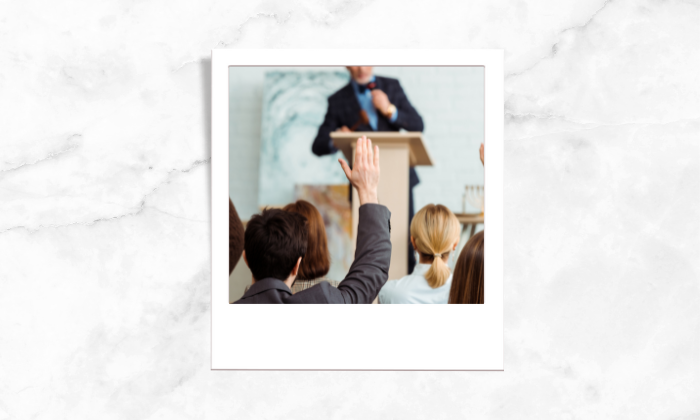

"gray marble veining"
[0, 0, 698, 418]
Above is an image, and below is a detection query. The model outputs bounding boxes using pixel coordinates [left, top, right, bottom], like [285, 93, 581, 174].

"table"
[454, 212, 484, 240]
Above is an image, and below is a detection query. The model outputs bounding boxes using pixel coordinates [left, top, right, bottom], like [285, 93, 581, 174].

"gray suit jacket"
[232, 204, 392, 304]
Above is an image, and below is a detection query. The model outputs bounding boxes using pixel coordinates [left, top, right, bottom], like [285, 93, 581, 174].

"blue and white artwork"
[258, 71, 350, 206]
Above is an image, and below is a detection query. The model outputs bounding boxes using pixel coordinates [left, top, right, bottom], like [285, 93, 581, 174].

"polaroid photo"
[212, 49, 503, 370]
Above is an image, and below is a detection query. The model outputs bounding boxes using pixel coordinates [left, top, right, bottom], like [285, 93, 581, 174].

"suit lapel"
[339, 83, 362, 122]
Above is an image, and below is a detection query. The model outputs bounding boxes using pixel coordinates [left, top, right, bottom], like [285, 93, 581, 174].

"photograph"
[212, 49, 504, 370]
[229, 65, 486, 305]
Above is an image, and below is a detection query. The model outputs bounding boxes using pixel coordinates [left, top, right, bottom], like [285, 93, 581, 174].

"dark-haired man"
[312, 66, 423, 273]
[234, 136, 391, 304]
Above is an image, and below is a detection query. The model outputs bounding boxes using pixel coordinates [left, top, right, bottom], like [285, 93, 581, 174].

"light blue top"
[351, 75, 398, 130]
[378, 263, 452, 304]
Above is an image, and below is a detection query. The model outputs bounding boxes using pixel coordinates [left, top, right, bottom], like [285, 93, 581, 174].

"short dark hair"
[244, 208, 308, 281]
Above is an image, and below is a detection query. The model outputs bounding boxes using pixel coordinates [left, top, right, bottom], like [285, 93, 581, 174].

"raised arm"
[334, 136, 392, 303]
[337, 135, 379, 205]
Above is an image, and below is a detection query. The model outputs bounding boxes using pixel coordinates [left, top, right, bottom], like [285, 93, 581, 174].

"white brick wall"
[228, 67, 265, 220]
[229, 66, 485, 220]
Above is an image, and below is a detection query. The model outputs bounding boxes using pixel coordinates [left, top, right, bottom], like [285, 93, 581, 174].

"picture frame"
[212, 49, 503, 370]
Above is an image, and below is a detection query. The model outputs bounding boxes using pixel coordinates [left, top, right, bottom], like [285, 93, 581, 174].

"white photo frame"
[212, 49, 503, 370]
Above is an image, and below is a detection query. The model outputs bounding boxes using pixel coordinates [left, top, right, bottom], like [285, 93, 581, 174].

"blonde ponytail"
[425, 251, 452, 288]
[410, 204, 461, 288]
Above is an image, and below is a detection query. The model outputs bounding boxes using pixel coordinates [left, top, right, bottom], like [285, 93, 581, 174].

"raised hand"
[338, 135, 380, 205]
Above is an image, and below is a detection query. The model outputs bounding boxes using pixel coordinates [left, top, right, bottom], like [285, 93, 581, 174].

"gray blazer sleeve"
[335, 203, 392, 303]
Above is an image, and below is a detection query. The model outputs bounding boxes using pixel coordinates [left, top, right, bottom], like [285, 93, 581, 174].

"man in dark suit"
[312, 66, 423, 273]
[234, 136, 391, 304]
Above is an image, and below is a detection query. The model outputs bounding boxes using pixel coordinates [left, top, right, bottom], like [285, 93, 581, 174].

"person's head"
[410, 204, 461, 289]
[448, 230, 484, 304]
[282, 200, 330, 280]
[242, 208, 308, 282]
[346, 66, 374, 85]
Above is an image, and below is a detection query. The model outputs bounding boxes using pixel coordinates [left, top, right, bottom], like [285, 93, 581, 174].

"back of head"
[244, 208, 308, 281]
[410, 204, 461, 289]
[282, 200, 330, 280]
[449, 231, 484, 304]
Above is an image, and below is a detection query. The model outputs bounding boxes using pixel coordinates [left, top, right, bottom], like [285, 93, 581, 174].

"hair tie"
[434, 253, 441, 258]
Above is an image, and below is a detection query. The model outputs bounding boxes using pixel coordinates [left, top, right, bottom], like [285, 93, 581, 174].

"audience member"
[230, 198, 244, 274]
[244, 200, 340, 294]
[233, 136, 391, 304]
[448, 230, 484, 304]
[283, 200, 341, 292]
[378, 204, 460, 304]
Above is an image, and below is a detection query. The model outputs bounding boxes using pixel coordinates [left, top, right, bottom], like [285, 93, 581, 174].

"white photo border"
[212, 49, 503, 370]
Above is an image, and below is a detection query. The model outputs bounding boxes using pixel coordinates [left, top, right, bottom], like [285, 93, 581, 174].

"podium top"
[330, 132, 433, 167]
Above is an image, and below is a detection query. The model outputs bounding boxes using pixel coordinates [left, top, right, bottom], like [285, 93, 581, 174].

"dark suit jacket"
[233, 204, 392, 304]
[312, 76, 423, 189]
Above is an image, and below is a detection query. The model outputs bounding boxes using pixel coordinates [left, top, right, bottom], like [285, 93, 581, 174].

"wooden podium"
[331, 132, 433, 280]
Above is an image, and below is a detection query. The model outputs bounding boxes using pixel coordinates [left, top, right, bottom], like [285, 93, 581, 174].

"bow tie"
[357, 81, 376, 93]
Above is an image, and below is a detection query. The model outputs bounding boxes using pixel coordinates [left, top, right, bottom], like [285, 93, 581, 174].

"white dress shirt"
[378, 263, 452, 304]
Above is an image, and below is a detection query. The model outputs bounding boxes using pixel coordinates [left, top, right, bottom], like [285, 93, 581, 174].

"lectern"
[331, 132, 433, 280]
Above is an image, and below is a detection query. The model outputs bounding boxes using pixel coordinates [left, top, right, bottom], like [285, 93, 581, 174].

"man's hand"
[338, 135, 380, 205]
[336, 126, 351, 133]
[371, 90, 392, 116]
[479, 143, 484, 166]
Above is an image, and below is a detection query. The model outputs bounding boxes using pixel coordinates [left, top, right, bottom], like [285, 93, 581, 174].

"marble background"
[0, 0, 698, 418]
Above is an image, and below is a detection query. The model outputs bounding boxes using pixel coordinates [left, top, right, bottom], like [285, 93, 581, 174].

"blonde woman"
[378, 204, 460, 304]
